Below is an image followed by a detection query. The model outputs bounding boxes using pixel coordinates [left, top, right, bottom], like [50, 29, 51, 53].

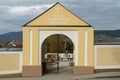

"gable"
[24, 2, 91, 27]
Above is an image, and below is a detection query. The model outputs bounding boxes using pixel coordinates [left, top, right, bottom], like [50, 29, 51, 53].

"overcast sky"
[0, 0, 120, 34]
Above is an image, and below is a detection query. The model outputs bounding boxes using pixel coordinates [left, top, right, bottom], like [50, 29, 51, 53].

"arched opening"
[41, 34, 74, 75]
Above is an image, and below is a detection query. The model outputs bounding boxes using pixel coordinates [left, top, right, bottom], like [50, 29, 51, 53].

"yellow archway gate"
[22, 2, 94, 76]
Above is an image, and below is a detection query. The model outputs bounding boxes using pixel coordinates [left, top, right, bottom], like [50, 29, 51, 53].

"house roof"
[9, 40, 22, 48]
[23, 2, 92, 27]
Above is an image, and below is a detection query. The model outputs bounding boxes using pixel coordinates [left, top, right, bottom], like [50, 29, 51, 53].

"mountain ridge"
[0, 30, 120, 42]
[0, 31, 22, 42]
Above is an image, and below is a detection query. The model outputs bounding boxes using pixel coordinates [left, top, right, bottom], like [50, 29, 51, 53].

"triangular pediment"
[24, 2, 91, 27]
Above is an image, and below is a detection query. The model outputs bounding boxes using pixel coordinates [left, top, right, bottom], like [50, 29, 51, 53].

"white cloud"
[9, 4, 53, 15]
[0, 0, 120, 35]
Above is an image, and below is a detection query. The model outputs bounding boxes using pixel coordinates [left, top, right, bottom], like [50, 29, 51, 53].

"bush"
[69, 61, 74, 67]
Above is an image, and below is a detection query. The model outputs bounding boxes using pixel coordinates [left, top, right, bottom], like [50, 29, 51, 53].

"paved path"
[0, 61, 120, 80]
[0, 72, 120, 80]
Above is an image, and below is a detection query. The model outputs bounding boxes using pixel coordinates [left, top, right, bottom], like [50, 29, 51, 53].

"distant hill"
[94, 30, 120, 38]
[0, 31, 22, 42]
[0, 30, 120, 42]
[95, 30, 120, 42]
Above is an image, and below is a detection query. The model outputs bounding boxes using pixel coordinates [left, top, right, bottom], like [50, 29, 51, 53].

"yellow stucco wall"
[23, 28, 29, 65]
[26, 3, 88, 26]
[96, 46, 120, 66]
[78, 28, 94, 66]
[0, 53, 20, 71]
[23, 27, 94, 66]
[87, 28, 94, 66]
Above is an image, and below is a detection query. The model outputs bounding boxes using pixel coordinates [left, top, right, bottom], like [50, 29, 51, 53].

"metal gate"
[42, 34, 60, 74]
[42, 34, 73, 75]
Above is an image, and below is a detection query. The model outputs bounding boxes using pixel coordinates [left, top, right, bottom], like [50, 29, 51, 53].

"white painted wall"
[29, 29, 32, 65]
[44, 53, 73, 59]
[84, 30, 88, 66]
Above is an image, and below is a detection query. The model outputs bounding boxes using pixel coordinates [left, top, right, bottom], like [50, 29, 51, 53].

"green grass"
[95, 36, 120, 42]
[103, 37, 120, 42]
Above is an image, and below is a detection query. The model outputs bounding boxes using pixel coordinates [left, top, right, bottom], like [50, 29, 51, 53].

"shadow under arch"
[41, 34, 74, 75]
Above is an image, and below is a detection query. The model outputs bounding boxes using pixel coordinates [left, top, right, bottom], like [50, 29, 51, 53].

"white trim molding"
[39, 30, 78, 66]
[95, 65, 120, 69]
[38, 31, 41, 65]
[29, 29, 32, 65]
[0, 52, 22, 75]
[95, 45, 120, 48]
[84, 30, 88, 66]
